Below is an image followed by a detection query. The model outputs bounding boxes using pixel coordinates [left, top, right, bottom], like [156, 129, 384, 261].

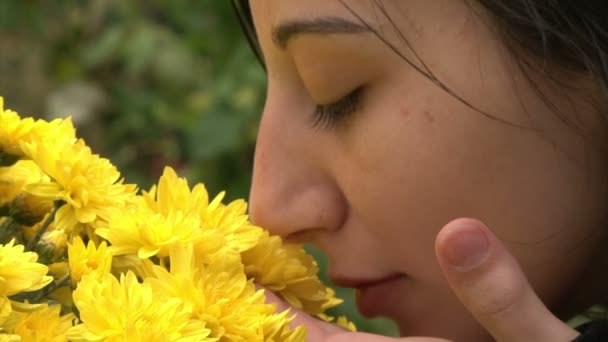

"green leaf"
[186, 112, 243, 160]
[82, 25, 125, 67]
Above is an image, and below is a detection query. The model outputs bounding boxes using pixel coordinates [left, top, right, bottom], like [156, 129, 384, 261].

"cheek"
[335, 94, 463, 273]
[335, 87, 597, 289]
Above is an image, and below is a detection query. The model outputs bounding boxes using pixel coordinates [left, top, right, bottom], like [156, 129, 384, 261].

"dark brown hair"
[477, 1, 608, 92]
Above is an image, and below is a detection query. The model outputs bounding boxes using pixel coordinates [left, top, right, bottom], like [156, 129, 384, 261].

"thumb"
[434, 218, 580, 342]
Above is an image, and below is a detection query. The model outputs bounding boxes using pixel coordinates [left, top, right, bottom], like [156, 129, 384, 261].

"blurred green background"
[0, 0, 396, 336]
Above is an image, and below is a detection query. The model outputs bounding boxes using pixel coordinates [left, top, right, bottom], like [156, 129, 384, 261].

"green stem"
[0, 216, 14, 230]
[35, 274, 71, 302]
[0, 217, 24, 245]
[25, 202, 61, 251]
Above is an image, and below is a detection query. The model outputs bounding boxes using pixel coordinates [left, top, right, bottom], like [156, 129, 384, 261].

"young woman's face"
[248, 0, 607, 339]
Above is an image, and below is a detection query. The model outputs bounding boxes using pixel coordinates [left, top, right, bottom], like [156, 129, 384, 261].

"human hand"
[264, 218, 581, 342]
[432, 218, 580, 342]
[262, 287, 446, 341]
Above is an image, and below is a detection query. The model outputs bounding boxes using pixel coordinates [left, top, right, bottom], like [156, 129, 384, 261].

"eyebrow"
[272, 17, 371, 49]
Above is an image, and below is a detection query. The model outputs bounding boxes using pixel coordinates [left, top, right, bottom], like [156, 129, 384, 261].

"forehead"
[250, 0, 361, 21]
[249, 0, 370, 44]
[249, 0, 476, 44]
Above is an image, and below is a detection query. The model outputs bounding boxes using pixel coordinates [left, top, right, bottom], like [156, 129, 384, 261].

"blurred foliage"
[0, 0, 397, 336]
[0, 0, 264, 197]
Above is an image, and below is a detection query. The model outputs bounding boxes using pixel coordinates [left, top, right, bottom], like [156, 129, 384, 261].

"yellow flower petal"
[0, 239, 52, 296]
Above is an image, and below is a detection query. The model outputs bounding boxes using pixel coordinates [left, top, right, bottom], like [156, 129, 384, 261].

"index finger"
[328, 332, 451, 342]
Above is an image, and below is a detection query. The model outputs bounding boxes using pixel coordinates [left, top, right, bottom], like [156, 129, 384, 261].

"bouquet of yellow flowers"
[0, 97, 354, 341]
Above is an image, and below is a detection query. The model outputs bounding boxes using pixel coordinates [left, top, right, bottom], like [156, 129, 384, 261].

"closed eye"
[312, 86, 364, 129]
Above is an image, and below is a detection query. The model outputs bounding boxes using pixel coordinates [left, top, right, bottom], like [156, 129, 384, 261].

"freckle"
[436, 23, 444, 34]
[400, 106, 411, 120]
[424, 111, 435, 123]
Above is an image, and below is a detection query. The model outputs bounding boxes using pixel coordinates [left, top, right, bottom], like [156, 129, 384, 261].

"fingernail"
[442, 226, 490, 271]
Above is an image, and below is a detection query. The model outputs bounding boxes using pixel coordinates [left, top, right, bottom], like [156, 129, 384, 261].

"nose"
[249, 94, 347, 240]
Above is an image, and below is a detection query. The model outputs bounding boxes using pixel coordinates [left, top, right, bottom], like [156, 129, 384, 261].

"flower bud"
[39, 229, 68, 262]
[9, 193, 54, 226]
[34, 242, 55, 265]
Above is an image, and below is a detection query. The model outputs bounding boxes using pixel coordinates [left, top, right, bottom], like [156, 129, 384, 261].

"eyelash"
[312, 87, 364, 129]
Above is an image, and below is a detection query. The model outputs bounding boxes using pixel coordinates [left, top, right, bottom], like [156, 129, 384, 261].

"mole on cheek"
[400, 105, 436, 124]
[423, 110, 436, 123]
[400, 105, 412, 121]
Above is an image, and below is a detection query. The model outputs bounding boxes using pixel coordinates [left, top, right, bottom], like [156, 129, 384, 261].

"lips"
[330, 273, 404, 289]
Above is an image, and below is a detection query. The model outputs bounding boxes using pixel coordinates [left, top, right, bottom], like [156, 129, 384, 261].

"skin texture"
[247, 0, 608, 340]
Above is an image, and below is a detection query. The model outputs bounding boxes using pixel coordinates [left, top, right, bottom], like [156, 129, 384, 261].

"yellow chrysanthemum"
[143, 167, 263, 253]
[23, 138, 137, 235]
[0, 296, 12, 326]
[68, 271, 213, 342]
[1, 97, 353, 340]
[67, 236, 112, 285]
[148, 244, 304, 342]
[0, 239, 53, 321]
[1, 159, 46, 184]
[97, 200, 220, 260]
[0, 97, 76, 164]
[0, 160, 48, 210]
[0, 98, 36, 163]
[2, 303, 75, 341]
[242, 231, 341, 316]
[142, 167, 210, 216]
[260, 309, 307, 342]
[0, 334, 19, 342]
[336, 316, 357, 332]
[201, 195, 263, 253]
[0, 239, 52, 296]
[110, 254, 157, 279]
